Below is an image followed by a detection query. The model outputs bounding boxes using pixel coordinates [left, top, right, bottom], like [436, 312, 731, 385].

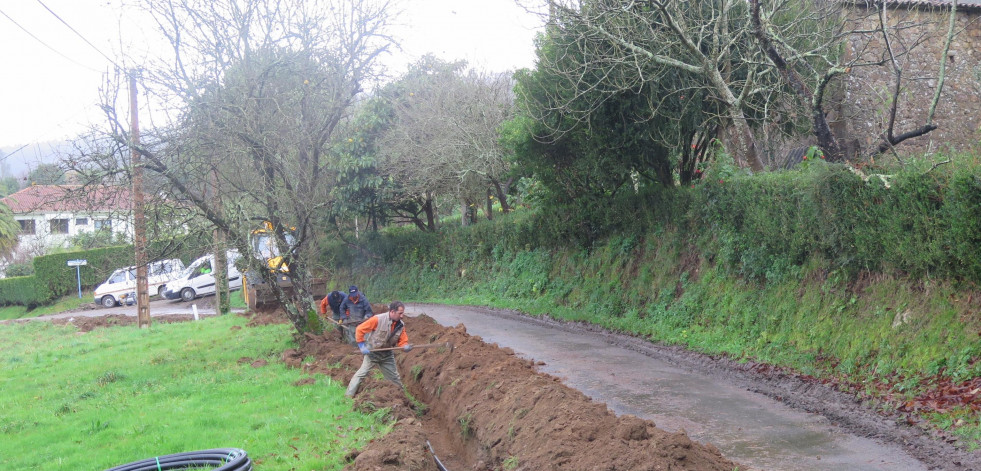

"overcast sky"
[0, 0, 543, 153]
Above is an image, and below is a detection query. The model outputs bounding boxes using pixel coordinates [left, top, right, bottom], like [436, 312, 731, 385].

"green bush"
[4, 262, 33, 277]
[945, 172, 981, 281]
[687, 162, 981, 283]
[348, 160, 981, 289]
[0, 276, 52, 308]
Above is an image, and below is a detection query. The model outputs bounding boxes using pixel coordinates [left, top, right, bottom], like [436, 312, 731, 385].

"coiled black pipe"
[105, 448, 251, 471]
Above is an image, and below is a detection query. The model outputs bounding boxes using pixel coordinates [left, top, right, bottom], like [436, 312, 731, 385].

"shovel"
[370, 342, 454, 353]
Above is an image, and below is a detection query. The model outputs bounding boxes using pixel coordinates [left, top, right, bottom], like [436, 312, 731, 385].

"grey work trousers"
[345, 352, 402, 397]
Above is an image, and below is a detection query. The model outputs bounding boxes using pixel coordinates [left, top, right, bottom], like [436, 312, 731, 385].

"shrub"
[0, 276, 52, 308]
[5, 262, 33, 277]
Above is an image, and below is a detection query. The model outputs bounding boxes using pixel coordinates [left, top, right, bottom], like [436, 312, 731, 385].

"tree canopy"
[75, 0, 396, 332]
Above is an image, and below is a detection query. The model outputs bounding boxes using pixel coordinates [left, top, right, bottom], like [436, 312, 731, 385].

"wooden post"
[130, 70, 150, 328]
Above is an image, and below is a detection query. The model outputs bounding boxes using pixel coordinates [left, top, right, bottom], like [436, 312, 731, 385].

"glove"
[358, 342, 370, 355]
[403, 344, 413, 352]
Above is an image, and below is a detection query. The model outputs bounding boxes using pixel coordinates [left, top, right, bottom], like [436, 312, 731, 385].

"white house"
[0, 185, 133, 259]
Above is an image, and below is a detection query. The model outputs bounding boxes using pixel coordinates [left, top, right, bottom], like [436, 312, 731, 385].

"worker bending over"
[345, 301, 412, 397]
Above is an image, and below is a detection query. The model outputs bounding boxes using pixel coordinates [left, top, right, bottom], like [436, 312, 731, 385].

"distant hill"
[0, 140, 71, 180]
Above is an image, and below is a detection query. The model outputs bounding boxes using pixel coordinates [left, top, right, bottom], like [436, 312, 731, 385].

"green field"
[0, 314, 387, 470]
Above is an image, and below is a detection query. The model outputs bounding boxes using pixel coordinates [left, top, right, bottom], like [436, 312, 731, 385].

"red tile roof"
[0, 185, 132, 214]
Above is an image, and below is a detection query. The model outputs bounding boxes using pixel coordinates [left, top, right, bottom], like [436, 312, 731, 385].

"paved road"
[410, 303, 928, 471]
[5, 297, 242, 323]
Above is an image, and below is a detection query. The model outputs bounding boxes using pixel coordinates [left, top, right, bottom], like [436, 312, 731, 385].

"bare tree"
[377, 57, 516, 228]
[749, 0, 962, 162]
[78, 0, 395, 332]
[529, 0, 777, 171]
[526, 0, 969, 170]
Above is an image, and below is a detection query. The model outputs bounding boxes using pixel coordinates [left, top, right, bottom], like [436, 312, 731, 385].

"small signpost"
[67, 259, 87, 299]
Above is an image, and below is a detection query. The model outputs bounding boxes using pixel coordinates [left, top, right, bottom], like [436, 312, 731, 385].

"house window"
[49, 219, 69, 234]
[94, 219, 112, 231]
[75, 218, 89, 226]
[18, 219, 35, 235]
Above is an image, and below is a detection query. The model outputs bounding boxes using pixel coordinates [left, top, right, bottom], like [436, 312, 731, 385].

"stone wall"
[837, 3, 981, 158]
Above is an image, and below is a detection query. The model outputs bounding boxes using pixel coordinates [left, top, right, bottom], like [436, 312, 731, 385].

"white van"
[93, 258, 186, 308]
[162, 250, 242, 302]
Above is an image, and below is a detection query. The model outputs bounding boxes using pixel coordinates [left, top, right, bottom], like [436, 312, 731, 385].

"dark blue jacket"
[327, 291, 346, 315]
[339, 293, 372, 321]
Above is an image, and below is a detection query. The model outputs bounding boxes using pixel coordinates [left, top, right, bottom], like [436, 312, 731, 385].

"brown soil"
[284, 312, 744, 471]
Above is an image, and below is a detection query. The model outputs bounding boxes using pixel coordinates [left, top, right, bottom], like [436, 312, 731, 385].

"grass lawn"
[0, 313, 387, 470]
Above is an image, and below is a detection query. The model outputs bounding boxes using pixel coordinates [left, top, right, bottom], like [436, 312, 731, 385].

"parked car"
[162, 250, 242, 302]
[93, 258, 186, 308]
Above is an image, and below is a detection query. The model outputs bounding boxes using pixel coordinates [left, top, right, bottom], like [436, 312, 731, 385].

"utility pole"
[130, 70, 150, 328]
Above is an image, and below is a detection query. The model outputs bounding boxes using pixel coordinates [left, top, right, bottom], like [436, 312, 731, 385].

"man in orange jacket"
[320, 290, 347, 339]
[345, 301, 411, 397]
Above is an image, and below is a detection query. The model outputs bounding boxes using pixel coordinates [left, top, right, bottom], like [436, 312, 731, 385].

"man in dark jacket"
[320, 290, 347, 320]
[339, 285, 373, 321]
[338, 285, 372, 344]
[320, 290, 348, 339]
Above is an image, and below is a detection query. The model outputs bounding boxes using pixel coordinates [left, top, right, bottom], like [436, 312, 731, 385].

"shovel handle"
[328, 317, 360, 326]
[369, 342, 452, 353]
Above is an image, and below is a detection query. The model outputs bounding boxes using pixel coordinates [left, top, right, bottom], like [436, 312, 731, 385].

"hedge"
[0, 232, 213, 308]
[0, 276, 52, 308]
[335, 160, 981, 287]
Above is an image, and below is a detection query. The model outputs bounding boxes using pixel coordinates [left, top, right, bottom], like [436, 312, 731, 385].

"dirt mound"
[287, 314, 743, 471]
[50, 314, 208, 332]
[244, 308, 292, 327]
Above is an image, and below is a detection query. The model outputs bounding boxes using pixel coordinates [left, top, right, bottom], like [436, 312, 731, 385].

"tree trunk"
[492, 177, 513, 213]
[748, 0, 844, 162]
[214, 229, 229, 315]
[708, 65, 765, 171]
[485, 189, 494, 221]
[424, 194, 437, 231]
[729, 109, 765, 172]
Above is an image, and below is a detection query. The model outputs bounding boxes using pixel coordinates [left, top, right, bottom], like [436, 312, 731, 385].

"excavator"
[242, 222, 325, 311]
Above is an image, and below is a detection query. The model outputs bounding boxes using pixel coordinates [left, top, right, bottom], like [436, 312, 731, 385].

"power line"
[0, 144, 30, 163]
[0, 7, 101, 73]
[35, 0, 121, 70]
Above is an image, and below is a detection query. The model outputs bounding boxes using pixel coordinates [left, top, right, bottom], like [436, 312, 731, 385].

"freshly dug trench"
[284, 314, 745, 471]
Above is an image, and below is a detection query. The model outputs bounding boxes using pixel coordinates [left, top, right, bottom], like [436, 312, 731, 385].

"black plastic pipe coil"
[105, 448, 252, 471]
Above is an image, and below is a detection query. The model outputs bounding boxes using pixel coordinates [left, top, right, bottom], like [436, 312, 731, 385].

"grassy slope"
[350, 227, 981, 445]
[0, 314, 387, 470]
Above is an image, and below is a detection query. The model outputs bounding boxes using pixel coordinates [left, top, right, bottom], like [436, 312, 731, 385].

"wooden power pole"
[130, 70, 151, 328]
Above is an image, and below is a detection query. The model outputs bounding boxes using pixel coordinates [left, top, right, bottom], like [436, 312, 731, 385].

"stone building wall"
[838, 2, 981, 158]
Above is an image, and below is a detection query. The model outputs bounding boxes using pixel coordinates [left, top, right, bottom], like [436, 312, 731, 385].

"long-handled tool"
[370, 342, 454, 353]
[327, 316, 362, 326]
